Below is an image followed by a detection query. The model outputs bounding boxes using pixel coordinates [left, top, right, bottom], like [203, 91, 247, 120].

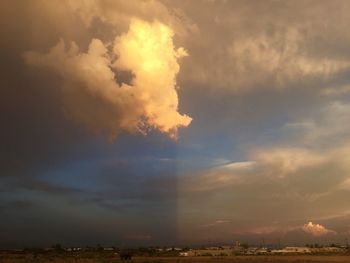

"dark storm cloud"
[66, 157, 179, 213]
[0, 200, 34, 211]
[0, 1, 185, 247]
[0, 1, 97, 181]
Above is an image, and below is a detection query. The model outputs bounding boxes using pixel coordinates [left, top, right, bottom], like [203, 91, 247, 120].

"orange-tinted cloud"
[302, 222, 336, 236]
[24, 19, 191, 140]
[114, 19, 191, 138]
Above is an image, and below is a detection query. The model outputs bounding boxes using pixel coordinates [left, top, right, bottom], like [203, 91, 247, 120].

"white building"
[273, 247, 311, 254]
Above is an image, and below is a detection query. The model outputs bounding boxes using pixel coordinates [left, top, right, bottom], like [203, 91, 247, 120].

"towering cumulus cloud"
[24, 19, 191, 140]
[302, 222, 335, 237]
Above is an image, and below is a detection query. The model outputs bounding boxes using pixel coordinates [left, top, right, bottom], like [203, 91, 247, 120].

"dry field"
[1, 255, 350, 263]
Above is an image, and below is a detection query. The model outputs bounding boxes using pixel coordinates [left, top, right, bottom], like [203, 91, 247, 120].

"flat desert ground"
[2, 255, 350, 263]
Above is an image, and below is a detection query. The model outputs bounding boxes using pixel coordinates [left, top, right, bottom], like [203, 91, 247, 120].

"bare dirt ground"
[2, 254, 350, 263]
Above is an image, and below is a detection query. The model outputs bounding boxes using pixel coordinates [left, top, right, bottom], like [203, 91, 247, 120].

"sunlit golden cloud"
[114, 19, 191, 138]
[24, 19, 191, 140]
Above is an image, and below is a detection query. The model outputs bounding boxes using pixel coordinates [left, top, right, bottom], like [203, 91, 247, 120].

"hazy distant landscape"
[2, 246, 350, 263]
[2, 254, 350, 263]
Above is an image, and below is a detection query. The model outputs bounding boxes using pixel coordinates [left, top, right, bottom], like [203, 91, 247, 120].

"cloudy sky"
[1, 0, 350, 248]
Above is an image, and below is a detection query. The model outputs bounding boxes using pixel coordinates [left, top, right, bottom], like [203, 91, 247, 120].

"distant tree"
[52, 243, 63, 253]
[97, 244, 103, 251]
[120, 251, 132, 260]
[241, 243, 249, 249]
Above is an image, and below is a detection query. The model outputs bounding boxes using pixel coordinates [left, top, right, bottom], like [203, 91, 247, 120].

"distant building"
[311, 247, 346, 253]
[271, 247, 311, 254]
[221, 246, 231, 250]
[180, 249, 233, 256]
[255, 247, 268, 254]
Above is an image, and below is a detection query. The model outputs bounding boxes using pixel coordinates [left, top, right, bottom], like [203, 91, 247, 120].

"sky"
[1, 0, 350, 248]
